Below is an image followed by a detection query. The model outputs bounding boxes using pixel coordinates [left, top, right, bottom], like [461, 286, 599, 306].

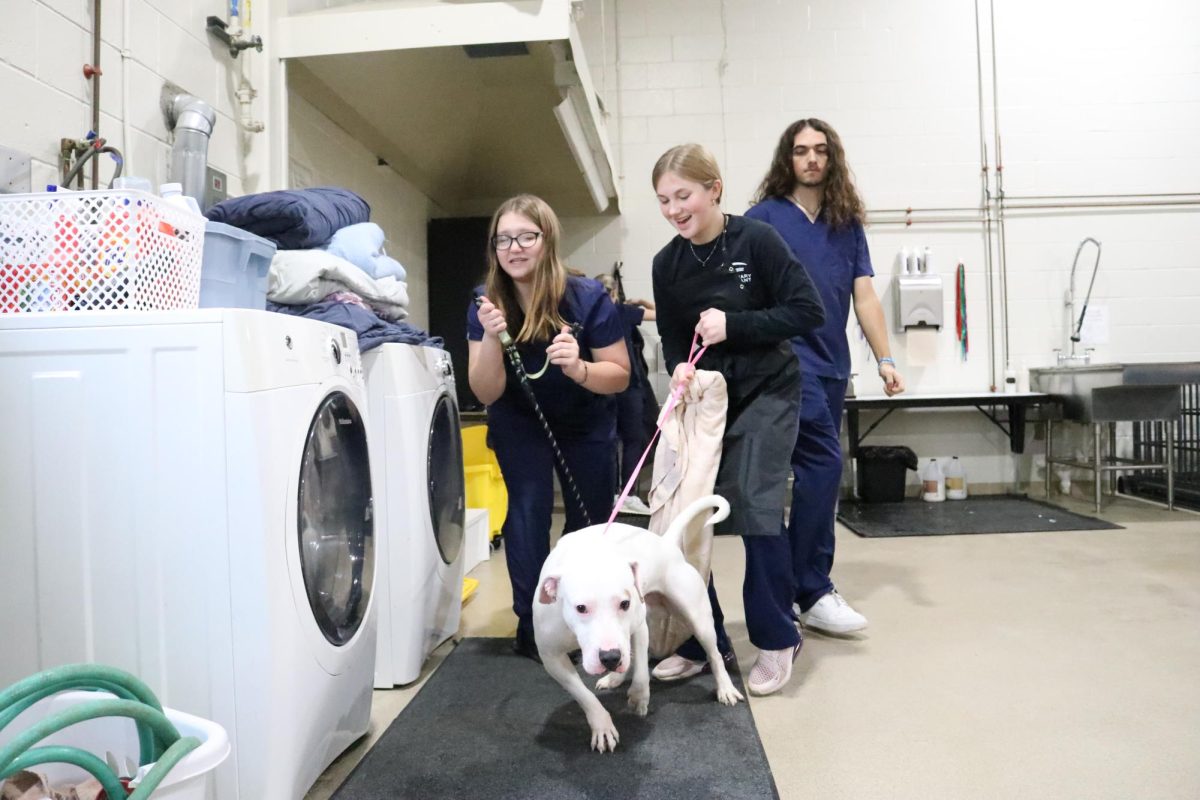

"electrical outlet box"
[203, 166, 228, 212]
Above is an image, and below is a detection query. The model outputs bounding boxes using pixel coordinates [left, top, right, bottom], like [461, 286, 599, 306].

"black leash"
[475, 297, 591, 526]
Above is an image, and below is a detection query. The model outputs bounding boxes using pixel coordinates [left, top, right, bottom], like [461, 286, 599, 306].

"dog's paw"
[627, 685, 650, 716]
[588, 713, 619, 753]
[595, 671, 625, 691]
[715, 681, 744, 707]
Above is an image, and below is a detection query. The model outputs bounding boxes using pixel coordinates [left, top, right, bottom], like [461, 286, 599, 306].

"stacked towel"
[206, 187, 370, 250]
[322, 222, 406, 281]
[268, 249, 409, 321]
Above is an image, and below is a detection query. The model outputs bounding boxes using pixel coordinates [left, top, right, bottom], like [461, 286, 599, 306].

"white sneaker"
[651, 654, 706, 681]
[619, 495, 652, 516]
[747, 641, 802, 696]
[800, 591, 868, 634]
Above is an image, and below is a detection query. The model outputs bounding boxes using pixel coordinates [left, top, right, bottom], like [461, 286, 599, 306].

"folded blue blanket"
[268, 299, 443, 353]
[206, 187, 370, 250]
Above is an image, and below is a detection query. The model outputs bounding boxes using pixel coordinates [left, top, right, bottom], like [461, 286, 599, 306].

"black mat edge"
[837, 495, 1124, 538]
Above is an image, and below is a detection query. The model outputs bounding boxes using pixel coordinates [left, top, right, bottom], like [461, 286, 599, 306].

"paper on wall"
[904, 328, 939, 366]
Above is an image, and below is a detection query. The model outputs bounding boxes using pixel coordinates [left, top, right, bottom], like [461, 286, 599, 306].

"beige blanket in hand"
[646, 369, 728, 658]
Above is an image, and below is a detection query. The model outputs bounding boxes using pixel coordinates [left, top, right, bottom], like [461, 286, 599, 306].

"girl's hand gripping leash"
[605, 332, 707, 530]
[474, 296, 591, 526]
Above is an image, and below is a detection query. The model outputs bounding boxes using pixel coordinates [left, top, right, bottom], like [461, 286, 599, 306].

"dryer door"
[428, 392, 465, 564]
[298, 390, 375, 646]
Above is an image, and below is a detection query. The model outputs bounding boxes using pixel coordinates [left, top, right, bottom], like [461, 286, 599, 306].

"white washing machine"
[0, 309, 377, 800]
[364, 343, 466, 687]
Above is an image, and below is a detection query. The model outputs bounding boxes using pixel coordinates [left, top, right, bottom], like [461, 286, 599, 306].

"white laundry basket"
[0, 189, 205, 312]
[0, 691, 229, 800]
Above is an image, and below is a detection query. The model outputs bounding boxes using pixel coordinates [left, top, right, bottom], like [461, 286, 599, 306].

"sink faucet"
[1054, 347, 1095, 367]
[1062, 237, 1101, 365]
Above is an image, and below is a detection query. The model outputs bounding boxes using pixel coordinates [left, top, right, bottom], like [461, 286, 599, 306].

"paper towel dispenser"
[895, 274, 943, 332]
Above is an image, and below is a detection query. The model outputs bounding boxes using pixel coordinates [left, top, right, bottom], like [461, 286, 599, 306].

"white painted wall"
[562, 0, 1200, 492]
[287, 94, 441, 329]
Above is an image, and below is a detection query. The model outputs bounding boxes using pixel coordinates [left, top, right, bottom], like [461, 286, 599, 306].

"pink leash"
[605, 333, 707, 531]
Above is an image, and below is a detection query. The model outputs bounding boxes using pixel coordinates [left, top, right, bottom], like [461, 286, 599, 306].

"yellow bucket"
[462, 424, 506, 539]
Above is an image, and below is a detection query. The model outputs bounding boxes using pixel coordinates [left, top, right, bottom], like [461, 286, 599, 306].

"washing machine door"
[297, 390, 374, 646]
[428, 393, 465, 564]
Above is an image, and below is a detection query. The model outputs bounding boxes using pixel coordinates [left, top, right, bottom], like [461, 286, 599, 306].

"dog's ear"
[629, 561, 644, 603]
[538, 575, 560, 604]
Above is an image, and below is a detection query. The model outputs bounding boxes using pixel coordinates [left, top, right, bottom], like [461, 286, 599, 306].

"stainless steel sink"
[1029, 362, 1191, 422]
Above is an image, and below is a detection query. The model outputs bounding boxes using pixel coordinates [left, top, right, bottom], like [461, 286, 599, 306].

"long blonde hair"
[484, 194, 569, 343]
[651, 144, 724, 202]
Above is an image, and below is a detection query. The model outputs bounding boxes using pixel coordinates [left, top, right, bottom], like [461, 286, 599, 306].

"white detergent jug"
[921, 458, 945, 502]
[945, 456, 968, 500]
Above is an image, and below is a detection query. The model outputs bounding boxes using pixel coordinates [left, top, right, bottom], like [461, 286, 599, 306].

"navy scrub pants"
[615, 382, 652, 494]
[787, 372, 848, 612]
[488, 411, 616, 639]
[675, 532, 801, 660]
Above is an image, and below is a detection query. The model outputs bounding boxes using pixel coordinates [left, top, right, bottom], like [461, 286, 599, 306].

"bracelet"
[578, 361, 589, 385]
[878, 357, 895, 367]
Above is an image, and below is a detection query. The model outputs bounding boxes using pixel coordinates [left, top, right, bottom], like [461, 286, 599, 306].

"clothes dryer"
[364, 343, 466, 687]
[0, 310, 377, 800]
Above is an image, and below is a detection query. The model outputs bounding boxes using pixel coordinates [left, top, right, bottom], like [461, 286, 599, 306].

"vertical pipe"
[973, 0, 997, 391]
[91, 0, 102, 189]
[1166, 422, 1175, 510]
[1044, 418, 1053, 500]
[988, 0, 1011, 380]
[1093, 423, 1102, 513]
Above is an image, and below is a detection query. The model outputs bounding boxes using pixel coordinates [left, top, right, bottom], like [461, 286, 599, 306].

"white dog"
[532, 494, 743, 752]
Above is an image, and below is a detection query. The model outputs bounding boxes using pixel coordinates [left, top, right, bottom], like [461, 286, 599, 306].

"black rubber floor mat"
[838, 495, 1123, 538]
[332, 638, 778, 800]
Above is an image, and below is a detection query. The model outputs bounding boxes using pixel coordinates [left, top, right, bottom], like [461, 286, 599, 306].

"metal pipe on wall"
[974, 0, 998, 391]
[989, 0, 1012, 384]
[90, 0, 102, 189]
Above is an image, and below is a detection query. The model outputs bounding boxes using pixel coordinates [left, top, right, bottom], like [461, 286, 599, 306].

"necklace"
[688, 215, 727, 268]
[789, 194, 820, 222]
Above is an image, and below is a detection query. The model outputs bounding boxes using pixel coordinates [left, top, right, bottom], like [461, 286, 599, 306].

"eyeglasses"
[492, 231, 542, 250]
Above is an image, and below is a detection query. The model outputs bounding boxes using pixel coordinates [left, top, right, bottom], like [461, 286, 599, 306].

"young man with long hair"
[747, 119, 906, 635]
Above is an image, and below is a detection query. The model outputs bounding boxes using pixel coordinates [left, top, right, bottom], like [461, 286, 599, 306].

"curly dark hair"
[752, 118, 865, 229]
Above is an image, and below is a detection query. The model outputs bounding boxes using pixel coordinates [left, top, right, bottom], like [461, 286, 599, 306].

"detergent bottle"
[921, 458, 945, 502]
[945, 456, 968, 500]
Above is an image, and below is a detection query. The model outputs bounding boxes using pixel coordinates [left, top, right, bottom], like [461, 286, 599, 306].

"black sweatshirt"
[652, 214, 826, 409]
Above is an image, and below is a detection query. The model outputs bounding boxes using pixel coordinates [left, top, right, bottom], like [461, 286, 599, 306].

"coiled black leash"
[475, 296, 591, 526]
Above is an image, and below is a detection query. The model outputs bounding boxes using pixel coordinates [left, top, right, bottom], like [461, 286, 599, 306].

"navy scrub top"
[467, 275, 625, 439]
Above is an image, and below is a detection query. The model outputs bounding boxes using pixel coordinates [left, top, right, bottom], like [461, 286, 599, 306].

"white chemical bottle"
[921, 458, 945, 502]
[945, 456, 968, 500]
[159, 182, 202, 215]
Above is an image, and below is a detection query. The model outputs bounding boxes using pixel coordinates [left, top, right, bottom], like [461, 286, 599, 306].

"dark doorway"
[427, 216, 492, 412]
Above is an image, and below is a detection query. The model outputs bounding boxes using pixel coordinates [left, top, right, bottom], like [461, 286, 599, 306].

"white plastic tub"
[0, 691, 230, 800]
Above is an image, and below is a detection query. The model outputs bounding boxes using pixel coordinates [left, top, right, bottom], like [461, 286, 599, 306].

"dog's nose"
[599, 649, 622, 671]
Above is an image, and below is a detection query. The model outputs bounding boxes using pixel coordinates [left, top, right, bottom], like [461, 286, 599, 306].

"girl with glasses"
[466, 194, 631, 661]
[650, 144, 826, 696]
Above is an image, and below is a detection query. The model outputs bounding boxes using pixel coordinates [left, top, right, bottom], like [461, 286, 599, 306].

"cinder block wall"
[565, 0, 1200, 491]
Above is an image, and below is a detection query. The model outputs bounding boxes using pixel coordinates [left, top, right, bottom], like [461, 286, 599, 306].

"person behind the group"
[746, 118, 906, 635]
[596, 271, 658, 516]
[466, 194, 631, 661]
[650, 144, 826, 696]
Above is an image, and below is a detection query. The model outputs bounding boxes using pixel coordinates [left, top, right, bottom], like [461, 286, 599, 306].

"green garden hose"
[0, 664, 201, 798]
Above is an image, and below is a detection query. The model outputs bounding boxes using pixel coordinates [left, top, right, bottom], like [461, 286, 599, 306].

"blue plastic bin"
[198, 221, 276, 309]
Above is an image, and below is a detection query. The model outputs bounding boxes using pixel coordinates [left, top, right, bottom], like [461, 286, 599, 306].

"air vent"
[463, 42, 530, 58]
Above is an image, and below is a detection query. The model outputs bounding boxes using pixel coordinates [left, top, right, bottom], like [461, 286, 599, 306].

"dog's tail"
[659, 494, 729, 551]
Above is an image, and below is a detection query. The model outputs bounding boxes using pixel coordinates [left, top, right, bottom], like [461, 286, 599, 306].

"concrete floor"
[306, 493, 1200, 800]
